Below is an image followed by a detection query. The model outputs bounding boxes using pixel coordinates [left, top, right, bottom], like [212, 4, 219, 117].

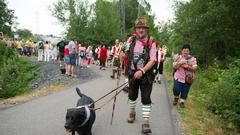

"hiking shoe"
[158, 80, 161, 84]
[127, 112, 136, 123]
[142, 123, 152, 134]
[179, 102, 185, 108]
[173, 97, 179, 106]
[110, 75, 115, 79]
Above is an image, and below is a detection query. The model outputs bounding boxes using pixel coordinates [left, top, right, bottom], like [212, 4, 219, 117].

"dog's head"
[64, 107, 87, 132]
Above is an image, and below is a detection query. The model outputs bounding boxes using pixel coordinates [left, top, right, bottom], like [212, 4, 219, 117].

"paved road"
[0, 65, 178, 135]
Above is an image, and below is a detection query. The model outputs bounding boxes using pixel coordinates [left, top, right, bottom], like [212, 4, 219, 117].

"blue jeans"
[173, 79, 191, 99]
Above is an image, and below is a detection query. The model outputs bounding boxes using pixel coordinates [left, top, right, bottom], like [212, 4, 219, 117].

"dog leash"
[93, 81, 128, 104]
[93, 89, 123, 111]
[93, 77, 135, 107]
[77, 81, 128, 112]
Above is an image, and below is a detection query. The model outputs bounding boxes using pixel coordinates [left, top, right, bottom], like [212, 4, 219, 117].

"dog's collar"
[76, 105, 91, 127]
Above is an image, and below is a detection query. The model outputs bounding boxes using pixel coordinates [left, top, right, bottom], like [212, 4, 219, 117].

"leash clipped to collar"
[75, 105, 91, 127]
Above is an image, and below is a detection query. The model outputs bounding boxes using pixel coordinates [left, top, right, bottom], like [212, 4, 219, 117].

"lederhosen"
[126, 36, 156, 105]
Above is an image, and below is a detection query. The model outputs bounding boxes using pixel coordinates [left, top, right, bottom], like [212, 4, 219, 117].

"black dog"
[65, 88, 96, 135]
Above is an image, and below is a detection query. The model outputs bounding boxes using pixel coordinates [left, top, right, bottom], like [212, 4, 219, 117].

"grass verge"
[0, 82, 72, 105]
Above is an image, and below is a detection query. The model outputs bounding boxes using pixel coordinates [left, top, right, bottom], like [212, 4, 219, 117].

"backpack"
[59, 41, 65, 48]
[126, 35, 158, 83]
[38, 42, 44, 49]
[79, 50, 86, 57]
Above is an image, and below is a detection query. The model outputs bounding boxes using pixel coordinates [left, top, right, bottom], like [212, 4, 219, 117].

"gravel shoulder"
[30, 61, 97, 89]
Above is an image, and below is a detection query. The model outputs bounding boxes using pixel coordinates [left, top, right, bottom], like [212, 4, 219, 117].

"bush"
[0, 41, 36, 98]
[208, 59, 240, 130]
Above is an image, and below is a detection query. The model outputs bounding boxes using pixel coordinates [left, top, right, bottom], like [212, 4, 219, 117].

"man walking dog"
[125, 17, 157, 134]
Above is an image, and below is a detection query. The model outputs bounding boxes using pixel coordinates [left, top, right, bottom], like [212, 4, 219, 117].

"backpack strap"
[126, 36, 137, 72]
[143, 35, 151, 66]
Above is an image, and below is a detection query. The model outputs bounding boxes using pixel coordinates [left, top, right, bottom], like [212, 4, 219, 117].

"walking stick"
[110, 68, 120, 125]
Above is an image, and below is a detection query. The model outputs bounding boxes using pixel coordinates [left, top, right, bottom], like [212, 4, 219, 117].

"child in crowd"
[64, 44, 70, 76]
[79, 44, 87, 68]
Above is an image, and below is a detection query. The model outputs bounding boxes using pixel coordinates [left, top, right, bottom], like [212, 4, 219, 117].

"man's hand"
[134, 70, 143, 79]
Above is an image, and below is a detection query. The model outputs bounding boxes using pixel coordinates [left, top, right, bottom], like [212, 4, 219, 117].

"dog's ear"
[76, 87, 83, 97]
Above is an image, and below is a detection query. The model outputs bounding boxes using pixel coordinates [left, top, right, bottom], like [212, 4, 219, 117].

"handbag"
[185, 70, 193, 84]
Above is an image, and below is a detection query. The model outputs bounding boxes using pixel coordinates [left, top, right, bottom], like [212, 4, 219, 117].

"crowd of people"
[3, 39, 39, 57]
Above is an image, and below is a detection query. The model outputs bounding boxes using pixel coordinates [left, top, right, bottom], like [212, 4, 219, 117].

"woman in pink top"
[86, 46, 93, 67]
[172, 44, 197, 108]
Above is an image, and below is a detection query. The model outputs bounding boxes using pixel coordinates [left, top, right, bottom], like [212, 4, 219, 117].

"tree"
[51, 0, 92, 42]
[16, 29, 35, 40]
[93, 0, 121, 45]
[0, 0, 16, 38]
[161, 0, 240, 66]
[51, 0, 160, 45]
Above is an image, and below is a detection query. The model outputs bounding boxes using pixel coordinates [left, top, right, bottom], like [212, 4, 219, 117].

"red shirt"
[64, 47, 69, 57]
[100, 47, 107, 59]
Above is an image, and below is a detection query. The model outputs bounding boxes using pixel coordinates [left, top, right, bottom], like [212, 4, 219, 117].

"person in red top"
[100, 45, 107, 70]
[64, 45, 70, 76]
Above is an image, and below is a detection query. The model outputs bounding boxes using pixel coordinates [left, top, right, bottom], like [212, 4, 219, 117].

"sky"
[7, 0, 188, 36]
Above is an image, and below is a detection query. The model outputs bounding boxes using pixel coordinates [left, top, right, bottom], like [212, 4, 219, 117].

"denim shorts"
[69, 54, 76, 66]
[64, 56, 70, 64]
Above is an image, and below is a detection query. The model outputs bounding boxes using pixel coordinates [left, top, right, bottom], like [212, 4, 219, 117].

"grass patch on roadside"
[164, 58, 225, 135]
[0, 82, 73, 105]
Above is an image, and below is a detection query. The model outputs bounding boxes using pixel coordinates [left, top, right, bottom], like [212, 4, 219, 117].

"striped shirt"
[173, 55, 197, 83]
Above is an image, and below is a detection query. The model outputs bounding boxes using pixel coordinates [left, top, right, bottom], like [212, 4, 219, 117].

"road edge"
[163, 73, 185, 135]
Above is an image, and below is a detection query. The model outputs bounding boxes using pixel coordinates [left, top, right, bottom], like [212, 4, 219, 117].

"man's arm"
[142, 60, 155, 73]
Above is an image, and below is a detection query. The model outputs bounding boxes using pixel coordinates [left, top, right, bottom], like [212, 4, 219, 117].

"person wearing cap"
[125, 17, 157, 134]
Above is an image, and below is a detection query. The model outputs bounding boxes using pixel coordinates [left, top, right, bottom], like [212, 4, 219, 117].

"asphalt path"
[0, 65, 178, 135]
